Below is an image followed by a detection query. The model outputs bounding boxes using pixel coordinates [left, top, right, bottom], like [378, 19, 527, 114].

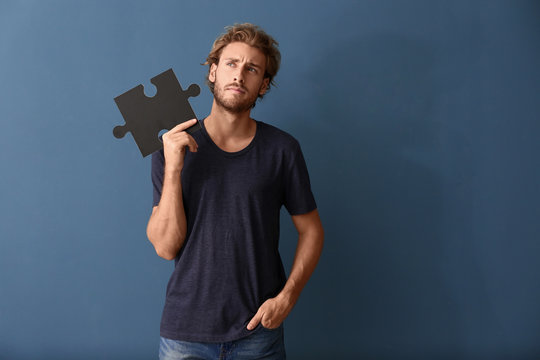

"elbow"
[150, 235, 181, 260]
[155, 246, 178, 261]
[146, 227, 183, 261]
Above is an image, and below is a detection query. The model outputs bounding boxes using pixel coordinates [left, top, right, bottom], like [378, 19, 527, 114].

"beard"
[213, 81, 259, 114]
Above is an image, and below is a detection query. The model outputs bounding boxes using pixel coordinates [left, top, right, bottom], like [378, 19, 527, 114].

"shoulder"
[257, 121, 301, 151]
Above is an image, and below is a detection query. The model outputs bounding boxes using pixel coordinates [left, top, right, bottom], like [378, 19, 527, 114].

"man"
[147, 23, 324, 359]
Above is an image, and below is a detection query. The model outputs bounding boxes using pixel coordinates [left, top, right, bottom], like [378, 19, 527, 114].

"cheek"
[214, 68, 230, 84]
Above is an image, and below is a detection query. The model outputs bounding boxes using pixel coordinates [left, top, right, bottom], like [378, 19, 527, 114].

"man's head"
[204, 23, 281, 110]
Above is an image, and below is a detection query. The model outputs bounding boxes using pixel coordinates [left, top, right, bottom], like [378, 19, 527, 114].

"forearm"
[146, 167, 187, 260]
[279, 221, 324, 306]
[246, 216, 324, 330]
[147, 119, 198, 260]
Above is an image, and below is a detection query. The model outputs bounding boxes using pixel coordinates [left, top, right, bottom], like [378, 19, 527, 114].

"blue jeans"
[159, 325, 286, 360]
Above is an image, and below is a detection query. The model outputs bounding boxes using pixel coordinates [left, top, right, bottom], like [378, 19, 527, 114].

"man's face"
[209, 42, 270, 113]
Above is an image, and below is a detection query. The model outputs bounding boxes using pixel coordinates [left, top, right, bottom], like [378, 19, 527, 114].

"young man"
[147, 23, 324, 359]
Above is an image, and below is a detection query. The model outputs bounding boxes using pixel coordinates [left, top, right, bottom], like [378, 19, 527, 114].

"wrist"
[164, 165, 182, 177]
[277, 288, 297, 308]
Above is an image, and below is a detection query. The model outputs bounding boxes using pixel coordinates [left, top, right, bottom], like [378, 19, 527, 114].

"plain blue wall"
[1, 0, 539, 359]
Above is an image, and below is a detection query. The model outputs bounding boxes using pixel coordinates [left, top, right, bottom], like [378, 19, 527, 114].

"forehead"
[219, 42, 266, 66]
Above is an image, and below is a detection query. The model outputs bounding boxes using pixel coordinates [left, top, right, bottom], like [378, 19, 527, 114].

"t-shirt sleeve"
[283, 141, 317, 215]
[151, 149, 165, 207]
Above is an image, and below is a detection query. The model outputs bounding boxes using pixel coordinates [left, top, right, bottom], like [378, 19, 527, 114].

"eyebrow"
[247, 62, 262, 69]
[223, 58, 262, 69]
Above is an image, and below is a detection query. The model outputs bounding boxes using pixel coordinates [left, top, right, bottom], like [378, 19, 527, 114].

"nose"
[233, 67, 245, 83]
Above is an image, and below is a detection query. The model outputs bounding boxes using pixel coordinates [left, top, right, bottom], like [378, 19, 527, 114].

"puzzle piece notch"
[113, 68, 202, 157]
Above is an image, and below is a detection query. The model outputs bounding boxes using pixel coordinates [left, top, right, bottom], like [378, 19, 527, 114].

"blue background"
[1, 0, 539, 359]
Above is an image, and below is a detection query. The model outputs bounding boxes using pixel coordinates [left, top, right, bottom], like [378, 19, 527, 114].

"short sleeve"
[283, 141, 317, 215]
[151, 149, 165, 207]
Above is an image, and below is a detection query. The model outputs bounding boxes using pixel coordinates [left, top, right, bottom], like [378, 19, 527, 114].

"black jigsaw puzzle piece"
[113, 68, 201, 157]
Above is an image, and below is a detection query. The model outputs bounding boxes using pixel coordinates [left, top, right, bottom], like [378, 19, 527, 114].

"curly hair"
[203, 23, 281, 100]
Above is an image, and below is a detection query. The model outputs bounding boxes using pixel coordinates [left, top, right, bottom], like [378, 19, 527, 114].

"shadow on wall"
[282, 33, 471, 358]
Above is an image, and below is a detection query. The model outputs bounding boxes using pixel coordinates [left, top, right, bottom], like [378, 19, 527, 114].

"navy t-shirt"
[151, 119, 316, 342]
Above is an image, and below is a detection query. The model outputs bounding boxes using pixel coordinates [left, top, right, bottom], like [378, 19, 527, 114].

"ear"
[259, 77, 270, 96]
[209, 63, 217, 83]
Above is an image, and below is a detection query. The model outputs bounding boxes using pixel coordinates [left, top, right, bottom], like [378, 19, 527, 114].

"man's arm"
[146, 119, 198, 260]
[247, 208, 324, 330]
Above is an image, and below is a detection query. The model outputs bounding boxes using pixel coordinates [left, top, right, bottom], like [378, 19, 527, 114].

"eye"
[247, 67, 257, 73]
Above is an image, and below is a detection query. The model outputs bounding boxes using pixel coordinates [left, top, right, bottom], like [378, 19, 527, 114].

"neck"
[204, 100, 257, 152]
[205, 99, 255, 138]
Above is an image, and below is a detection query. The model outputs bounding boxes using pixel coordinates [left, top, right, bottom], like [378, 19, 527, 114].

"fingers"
[247, 309, 263, 331]
[186, 135, 197, 153]
[169, 119, 198, 134]
[247, 304, 279, 330]
[163, 119, 198, 152]
[163, 131, 198, 153]
[247, 297, 291, 331]
[261, 316, 276, 329]
[161, 121, 198, 171]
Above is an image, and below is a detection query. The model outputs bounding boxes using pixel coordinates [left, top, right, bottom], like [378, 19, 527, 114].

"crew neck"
[200, 118, 260, 157]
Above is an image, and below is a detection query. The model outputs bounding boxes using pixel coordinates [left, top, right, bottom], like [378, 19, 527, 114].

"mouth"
[226, 86, 246, 94]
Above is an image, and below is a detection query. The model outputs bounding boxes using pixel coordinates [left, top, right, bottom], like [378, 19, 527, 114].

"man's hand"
[162, 119, 199, 172]
[247, 294, 294, 330]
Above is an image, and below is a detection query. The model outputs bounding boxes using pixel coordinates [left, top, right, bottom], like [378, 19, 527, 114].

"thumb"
[247, 309, 263, 331]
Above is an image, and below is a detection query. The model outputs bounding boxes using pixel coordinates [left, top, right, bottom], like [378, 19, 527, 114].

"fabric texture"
[151, 119, 316, 342]
[159, 324, 286, 360]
